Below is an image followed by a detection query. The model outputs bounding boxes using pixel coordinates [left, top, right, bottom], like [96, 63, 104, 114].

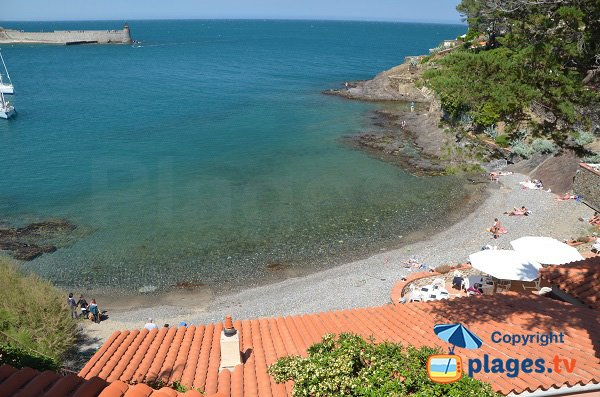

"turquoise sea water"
[0, 20, 467, 292]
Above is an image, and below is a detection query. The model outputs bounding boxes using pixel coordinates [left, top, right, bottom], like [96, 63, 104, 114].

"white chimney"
[219, 315, 241, 371]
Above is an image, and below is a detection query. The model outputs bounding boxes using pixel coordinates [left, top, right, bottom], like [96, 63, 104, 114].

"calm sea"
[0, 20, 467, 292]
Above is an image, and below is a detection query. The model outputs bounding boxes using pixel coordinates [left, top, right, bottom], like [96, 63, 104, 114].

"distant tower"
[123, 23, 132, 43]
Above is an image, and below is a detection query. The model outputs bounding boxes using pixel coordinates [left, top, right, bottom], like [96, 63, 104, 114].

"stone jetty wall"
[573, 163, 600, 211]
[0, 25, 132, 44]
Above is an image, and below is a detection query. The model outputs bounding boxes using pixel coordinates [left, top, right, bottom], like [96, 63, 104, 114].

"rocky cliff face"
[325, 62, 431, 103]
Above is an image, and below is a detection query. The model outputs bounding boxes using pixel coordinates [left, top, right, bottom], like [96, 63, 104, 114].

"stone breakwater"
[0, 25, 132, 45]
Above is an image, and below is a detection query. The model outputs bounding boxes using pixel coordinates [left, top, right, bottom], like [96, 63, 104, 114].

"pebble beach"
[80, 173, 595, 348]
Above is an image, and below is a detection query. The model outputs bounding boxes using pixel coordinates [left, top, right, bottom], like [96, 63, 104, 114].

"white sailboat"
[0, 50, 14, 95]
[0, 73, 15, 119]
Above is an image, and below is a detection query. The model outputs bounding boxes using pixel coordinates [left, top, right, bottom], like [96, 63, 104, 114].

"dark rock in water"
[0, 219, 77, 261]
[17, 220, 77, 236]
[0, 241, 57, 261]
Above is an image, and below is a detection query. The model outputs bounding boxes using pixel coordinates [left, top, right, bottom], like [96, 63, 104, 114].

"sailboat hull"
[0, 83, 13, 95]
[0, 106, 15, 119]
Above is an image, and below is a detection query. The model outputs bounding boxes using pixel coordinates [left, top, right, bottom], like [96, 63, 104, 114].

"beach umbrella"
[510, 236, 584, 265]
[434, 323, 482, 351]
[468, 250, 542, 281]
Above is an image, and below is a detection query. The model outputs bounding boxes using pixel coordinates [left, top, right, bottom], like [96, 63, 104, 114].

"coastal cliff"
[325, 57, 432, 103]
[328, 49, 598, 193]
[0, 24, 132, 44]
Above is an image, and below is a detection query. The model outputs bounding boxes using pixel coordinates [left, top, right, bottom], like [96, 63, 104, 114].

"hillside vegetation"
[0, 259, 77, 370]
[423, 0, 600, 161]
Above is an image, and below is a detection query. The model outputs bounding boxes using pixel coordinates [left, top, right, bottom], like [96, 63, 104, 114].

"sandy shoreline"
[79, 173, 595, 351]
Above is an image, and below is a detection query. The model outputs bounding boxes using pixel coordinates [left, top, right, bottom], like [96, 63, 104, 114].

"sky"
[2, 0, 463, 23]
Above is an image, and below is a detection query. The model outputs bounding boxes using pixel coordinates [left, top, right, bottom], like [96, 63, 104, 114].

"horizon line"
[0, 17, 466, 25]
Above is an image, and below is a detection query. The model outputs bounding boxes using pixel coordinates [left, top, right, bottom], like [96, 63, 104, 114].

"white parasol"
[468, 250, 542, 281]
[510, 236, 584, 265]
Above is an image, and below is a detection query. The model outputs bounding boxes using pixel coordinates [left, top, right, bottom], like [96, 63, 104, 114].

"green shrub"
[463, 28, 481, 42]
[495, 134, 510, 147]
[574, 130, 594, 146]
[0, 259, 77, 370]
[483, 124, 498, 139]
[268, 333, 500, 397]
[582, 153, 600, 163]
[531, 138, 557, 154]
[511, 142, 534, 158]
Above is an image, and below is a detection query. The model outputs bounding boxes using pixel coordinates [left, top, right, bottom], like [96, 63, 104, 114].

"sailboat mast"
[0, 73, 7, 106]
[0, 50, 12, 84]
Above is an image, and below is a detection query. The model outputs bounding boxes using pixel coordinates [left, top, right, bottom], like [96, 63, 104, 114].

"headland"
[0, 24, 132, 44]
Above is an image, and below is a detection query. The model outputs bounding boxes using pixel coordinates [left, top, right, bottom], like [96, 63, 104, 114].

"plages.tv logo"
[427, 323, 577, 384]
[427, 323, 482, 384]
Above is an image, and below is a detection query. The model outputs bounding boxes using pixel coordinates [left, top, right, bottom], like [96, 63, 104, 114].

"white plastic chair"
[522, 279, 541, 292]
[437, 290, 450, 300]
[496, 279, 512, 292]
[408, 284, 422, 302]
[432, 278, 445, 288]
[420, 285, 433, 302]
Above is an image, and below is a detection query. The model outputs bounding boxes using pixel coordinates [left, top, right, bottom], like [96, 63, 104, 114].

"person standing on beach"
[89, 299, 100, 323]
[67, 293, 78, 319]
[77, 295, 89, 317]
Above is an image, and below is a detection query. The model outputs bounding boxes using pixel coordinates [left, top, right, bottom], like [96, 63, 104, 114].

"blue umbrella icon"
[434, 323, 483, 354]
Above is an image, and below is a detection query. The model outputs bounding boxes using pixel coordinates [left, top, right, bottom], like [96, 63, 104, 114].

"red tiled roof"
[0, 364, 219, 397]
[539, 257, 600, 309]
[80, 293, 600, 396]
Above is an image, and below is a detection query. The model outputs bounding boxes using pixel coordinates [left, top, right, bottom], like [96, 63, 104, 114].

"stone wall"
[573, 163, 600, 211]
[0, 26, 131, 44]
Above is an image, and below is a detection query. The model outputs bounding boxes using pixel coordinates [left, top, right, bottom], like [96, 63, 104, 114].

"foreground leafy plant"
[268, 333, 500, 397]
[0, 259, 77, 370]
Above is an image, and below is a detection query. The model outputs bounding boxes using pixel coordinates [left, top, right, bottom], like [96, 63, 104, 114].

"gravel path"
[80, 173, 594, 349]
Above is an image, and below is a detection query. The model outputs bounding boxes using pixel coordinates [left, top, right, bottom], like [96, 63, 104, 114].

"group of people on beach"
[67, 293, 101, 323]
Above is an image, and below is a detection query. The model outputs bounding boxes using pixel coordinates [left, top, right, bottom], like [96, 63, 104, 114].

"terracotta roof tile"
[539, 257, 600, 309]
[78, 293, 599, 396]
[0, 365, 220, 397]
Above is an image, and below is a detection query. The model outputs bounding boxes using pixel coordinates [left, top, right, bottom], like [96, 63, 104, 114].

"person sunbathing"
[489, 218, 507, 239]
[556, 193, 578, 201]
[504, 206, 530, 216]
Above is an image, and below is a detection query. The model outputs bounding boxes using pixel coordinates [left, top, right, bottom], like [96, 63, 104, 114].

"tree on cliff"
[424, 0, 600, 139]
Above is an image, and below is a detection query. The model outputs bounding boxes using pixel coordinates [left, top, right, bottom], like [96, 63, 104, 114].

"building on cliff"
[0, 24, 132, 45]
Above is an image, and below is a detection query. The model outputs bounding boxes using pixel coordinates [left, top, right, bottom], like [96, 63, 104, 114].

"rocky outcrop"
[0, 220, 77, 260]
[325, 63, 431, 103]
[344, 108, 451, 175]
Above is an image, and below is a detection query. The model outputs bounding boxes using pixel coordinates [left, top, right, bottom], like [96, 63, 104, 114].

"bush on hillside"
[574, 130, 595, 146]
[268, 333, 500, 397]
[582, 153, 600, 163]
[495, 134, 510, 147]
[511, 142, 534, 159]
[0, 259, 77, 370]
[531, 138, 557, 154]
